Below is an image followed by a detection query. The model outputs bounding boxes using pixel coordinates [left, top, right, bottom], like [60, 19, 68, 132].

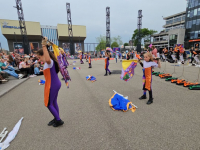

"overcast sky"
[0, 0, 186, 50]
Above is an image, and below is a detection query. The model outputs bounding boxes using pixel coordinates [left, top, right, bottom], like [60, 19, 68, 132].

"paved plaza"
[0, 59, 200, 150]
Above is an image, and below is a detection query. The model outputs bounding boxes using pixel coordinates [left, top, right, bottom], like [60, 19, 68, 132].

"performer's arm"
[42, 37, 51, 64]
[158, 59, 161, 68]
[138, 60, 143, 67]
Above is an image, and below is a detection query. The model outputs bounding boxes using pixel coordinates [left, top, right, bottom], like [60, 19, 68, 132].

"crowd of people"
[0, 52, 44, 84]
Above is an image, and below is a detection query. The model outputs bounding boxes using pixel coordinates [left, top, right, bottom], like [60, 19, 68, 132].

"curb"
[0, 77, 29, 98]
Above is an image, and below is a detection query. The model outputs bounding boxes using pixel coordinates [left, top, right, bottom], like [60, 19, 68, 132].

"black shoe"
[104, 74, 108, 76]
[109, 72, 111, 75]
[48, 118, 56, 126]
[139, 95, 147, 100]
[53, 120, 64, 127]
[147, 98, 153, 105]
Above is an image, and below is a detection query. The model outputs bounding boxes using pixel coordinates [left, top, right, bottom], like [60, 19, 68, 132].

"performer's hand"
[42, 37, 48, 46]
[47, 41, 54, 46]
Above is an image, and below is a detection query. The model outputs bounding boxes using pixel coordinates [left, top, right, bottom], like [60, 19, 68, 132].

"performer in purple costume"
[104, 51, 111, 76]
[37, 37, 64, 127]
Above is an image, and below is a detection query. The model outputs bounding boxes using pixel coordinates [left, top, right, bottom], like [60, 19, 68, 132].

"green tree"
[95, 35, 106, 51]
[96, 35, 123, 51]
[124, 43, 129, 47]
[111, 36, 123, 46]
[111, 42, 119, 49]
[132, 28, 157, 46]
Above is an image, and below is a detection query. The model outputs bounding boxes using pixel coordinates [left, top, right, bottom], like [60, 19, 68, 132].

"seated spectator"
[0, 74, 8, 83]
[34, 63, 43, 76]
[0, 59, 23, 79]
[19, 58, 35, 77]
[6, 54, 14, 66]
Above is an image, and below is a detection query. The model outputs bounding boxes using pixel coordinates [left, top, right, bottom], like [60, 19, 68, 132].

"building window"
[188, 11, 190, 17]
[166, 19, 173, 25]
[189, 20, 193, 28]
[190, 31, 195, 39]
[195, 0, 199, 6]
[194, 9, 198, 16]
[193, 19, 197, 24]
[197, 19, 200, 25]
[198, 30, 200, 38]
[195, 31, 198, 39]
[190, 10, 194, 18]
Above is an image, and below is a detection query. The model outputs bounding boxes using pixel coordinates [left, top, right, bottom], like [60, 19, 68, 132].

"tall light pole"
[137, 10, 143, 53]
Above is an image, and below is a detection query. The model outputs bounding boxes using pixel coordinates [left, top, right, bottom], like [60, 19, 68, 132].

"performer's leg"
[53, 93, 60, 116]
[143, 90, 146, 96]
[147, 90, 153, 105]
[48, 92, 60, 121]
[104, 69, 108, 76]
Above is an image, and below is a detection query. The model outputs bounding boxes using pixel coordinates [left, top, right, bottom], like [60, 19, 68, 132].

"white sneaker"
[18, 74, 24, 79]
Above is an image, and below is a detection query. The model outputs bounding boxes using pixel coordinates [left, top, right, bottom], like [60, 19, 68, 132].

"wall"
[57, 24, 86, 38]
[168, 28, 185, 44]
[0, 19, 41, 36]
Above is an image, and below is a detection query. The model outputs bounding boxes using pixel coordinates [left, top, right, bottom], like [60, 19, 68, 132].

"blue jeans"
[3, 69, 18, 78]
[7, 66, 15, 71]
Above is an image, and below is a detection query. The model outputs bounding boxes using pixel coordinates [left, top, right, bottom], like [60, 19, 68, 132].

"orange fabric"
[86, 55, 88, 59]
[89, 56, 91, 63]
[144, 67, 152, 91]
[80, 55, 82, 60]
[180, 49, 185, 54]
[136, 54, 141, 59]
[193, 51, 197, 55]
[105, 58, 107, 69]
[43, 68, 51, 107]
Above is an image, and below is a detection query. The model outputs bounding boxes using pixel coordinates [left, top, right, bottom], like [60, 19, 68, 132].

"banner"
[75, 43, 82, 53]
[174, 44, 183, 52]
[29, 42, 39, 53]
[13, 43, 24, 55]
[120, 60, 138, 82]
[62, 43, 70, 53]
[113, 47, 121, 52]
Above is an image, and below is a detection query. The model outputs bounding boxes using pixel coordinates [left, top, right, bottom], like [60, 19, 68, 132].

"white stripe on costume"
[43, 59, 54, 70]
[143, 61, 158, 68]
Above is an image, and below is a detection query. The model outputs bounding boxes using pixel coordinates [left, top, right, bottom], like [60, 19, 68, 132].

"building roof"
[163, 11, 186, 20]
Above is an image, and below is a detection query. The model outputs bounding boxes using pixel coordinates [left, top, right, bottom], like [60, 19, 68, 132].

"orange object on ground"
[183, 82, 200, 87]
[176, 79, 186, 85]
[160, 74, 172, 79]
[171, 79, 178, 83]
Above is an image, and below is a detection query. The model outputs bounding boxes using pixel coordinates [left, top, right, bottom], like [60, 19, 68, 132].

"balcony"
[152, 39, 168, 44]
[163, 20, 185, 28]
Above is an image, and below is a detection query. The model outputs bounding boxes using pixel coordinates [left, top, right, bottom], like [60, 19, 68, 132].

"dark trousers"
[89, 63, 92, 68]
[36, 72, 43, 76]
[20, 68, 31, 75]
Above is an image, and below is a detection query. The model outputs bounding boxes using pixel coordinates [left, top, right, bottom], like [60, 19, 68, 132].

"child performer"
[88, 52, 92, 68]
[80, 52, 84, 64]
[37, 37, 64, 127]
[104, 51, 111, 76]
[138, 52, 161, 105]
[85, 53, 88, 62]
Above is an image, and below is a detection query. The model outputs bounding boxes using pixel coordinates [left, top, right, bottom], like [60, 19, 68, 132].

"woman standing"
[37, 37, 64, 127]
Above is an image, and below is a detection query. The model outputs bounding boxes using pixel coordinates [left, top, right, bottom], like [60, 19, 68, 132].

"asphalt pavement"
[0, 59, 200, 150]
